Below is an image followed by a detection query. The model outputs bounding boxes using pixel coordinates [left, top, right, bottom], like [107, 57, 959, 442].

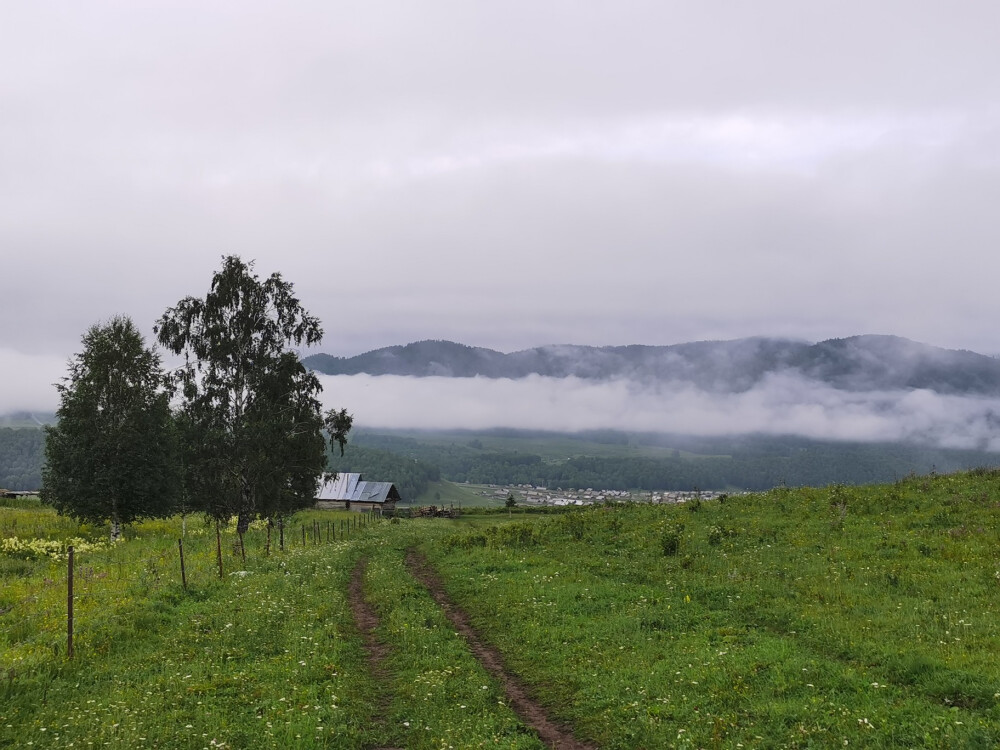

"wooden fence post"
[216, 522, 224, 579]
[67, 545, 74, 660]
[178, 538, 187, 590]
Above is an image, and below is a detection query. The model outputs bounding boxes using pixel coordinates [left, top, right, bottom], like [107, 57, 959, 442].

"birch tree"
[156, 256, 346, 541]
[42, 316, 179, 540]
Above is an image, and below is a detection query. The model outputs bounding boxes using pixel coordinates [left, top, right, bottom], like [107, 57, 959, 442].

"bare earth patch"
[405, 548, 595, 750]
[348, 557, 402, 750]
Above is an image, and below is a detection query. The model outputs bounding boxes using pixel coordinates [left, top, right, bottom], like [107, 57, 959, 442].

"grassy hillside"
[412, 479, 492, 507]
[3, 470, 1000, 747]
[429, 471, 1000, 747]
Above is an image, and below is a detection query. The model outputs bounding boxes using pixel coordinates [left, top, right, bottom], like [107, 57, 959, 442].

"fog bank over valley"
[318, 371, 1000, 452]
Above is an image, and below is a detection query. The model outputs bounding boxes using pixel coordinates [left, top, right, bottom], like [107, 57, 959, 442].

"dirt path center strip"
[349, 557, 402, 750]
[404, 549, 595, 750]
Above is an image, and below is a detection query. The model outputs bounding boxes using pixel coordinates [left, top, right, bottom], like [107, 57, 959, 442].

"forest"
[351, 429, 1000, 491]
[7, 420, 1000, 496]
[0, 428, 43, 490]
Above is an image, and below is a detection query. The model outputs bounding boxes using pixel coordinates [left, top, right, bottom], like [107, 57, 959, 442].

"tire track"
[404, 548, 595, 750]
[348, 557, 402, 750]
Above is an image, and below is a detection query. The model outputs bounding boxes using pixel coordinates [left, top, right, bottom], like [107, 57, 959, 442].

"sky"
[3, 1, 1000, 436]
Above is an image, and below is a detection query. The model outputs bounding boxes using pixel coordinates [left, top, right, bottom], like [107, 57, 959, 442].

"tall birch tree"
[42, 316, 179, 540]
[156, 256, 345, 539]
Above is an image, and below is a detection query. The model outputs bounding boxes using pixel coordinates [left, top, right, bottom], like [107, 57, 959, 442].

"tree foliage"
[156, 256, 346, 532]
[41, 316, 179, 538]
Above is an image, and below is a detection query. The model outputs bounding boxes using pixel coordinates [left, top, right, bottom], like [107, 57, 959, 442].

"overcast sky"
[3, 1, 1000, 422]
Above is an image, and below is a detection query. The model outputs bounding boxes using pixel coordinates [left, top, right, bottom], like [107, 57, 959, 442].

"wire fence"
[0, 508, 384, 686]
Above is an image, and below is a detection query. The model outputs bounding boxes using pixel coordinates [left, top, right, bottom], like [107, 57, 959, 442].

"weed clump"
[660, 522, 685, 556]
[707, 525, 723, 546]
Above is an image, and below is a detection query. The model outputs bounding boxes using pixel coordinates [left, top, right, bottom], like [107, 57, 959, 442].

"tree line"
[42, 256, 351, 543]
[350, 431, 1000, 491]
[0, 428, 44, 490]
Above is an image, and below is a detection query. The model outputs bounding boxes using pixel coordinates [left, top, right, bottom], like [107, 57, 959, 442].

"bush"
[486, 522, 537, 549]
[558, 513, 587, 541]
[660, 522, 684, 556]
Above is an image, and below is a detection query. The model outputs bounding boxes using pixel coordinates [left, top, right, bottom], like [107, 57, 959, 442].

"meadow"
[2, 471, 1000, 748]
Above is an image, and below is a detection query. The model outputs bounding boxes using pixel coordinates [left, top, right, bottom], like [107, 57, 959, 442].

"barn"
[315, 472, 401, 514]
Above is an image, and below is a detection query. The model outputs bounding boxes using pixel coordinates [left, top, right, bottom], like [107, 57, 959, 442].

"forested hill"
[0, 428, 44, 490]
[350, 430, 1000, 492]
[303, 335, 1000, 395]
[4, 423, 1000, 493]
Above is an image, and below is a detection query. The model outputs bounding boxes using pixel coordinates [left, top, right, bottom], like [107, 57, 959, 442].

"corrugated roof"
[316, 473, 362, 500]
[350, 481, 396, 504]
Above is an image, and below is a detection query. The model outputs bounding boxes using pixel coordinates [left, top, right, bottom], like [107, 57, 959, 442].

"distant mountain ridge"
[303, 335, 1000, 396]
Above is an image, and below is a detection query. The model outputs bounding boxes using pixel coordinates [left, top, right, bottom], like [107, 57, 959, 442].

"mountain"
[303, 335, 1000, 396]
[0, 412, 55, 429]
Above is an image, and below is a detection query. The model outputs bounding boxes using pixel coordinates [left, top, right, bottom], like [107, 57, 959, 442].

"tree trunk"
[236, 483, 253, 535]
[110, 515, 122, 543]
[236, 506, 253, 536]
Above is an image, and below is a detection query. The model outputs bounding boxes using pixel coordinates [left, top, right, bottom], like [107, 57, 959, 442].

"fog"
[3, 2, 1000, 359]
[9, 344, 1000, 451]
[317, 372, 1000, 451]
[0, 349, 66, 414]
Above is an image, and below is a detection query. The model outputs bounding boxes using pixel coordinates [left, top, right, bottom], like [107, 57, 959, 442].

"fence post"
[301, 524, 305, 546]
[178, 538, 187, 590]
[67, 545, 74, 660]
[216, 522, 224, 579]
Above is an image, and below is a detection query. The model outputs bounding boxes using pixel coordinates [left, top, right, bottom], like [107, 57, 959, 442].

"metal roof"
[316, 474, 399, 504]
[316, 473, 362, 500]
[350, 481, 397, 504]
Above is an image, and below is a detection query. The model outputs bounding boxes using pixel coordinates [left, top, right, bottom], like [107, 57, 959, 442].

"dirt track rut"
[404, 549, 595, 750]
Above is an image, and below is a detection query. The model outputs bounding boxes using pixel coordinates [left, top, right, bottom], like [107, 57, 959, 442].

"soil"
[404, 548, 595, 750]
[348, 557, 402, 750]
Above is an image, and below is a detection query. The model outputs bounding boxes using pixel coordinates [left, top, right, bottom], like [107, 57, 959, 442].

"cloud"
[0, 349, 65, 414]
[2, 1, 1000, 360]
[318, 372, 1000, 450]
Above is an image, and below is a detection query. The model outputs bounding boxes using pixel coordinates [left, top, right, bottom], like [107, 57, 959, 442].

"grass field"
[3, 471, 1000, 747]
[412, 479, 496, 508]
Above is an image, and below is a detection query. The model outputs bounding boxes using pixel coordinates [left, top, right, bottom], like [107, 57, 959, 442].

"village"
[473, 483, 727, 507]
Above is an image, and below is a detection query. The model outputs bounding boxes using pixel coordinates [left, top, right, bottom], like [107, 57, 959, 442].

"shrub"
[487, 522, 536, 549]
[558, 513, 587, 541]
[660, 522, 685, 556]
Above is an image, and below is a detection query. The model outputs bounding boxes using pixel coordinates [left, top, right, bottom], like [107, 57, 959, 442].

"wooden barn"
[315, 473, 400, 514]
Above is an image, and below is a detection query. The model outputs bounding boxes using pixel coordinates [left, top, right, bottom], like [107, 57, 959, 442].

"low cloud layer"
[318, 372, 1000, 451]
[10, 352, 1000, 452]
[0, 349, 67, 414]
[2, 3, 1000, 358]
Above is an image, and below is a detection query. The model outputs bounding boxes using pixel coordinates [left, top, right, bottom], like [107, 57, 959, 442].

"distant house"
[316, 472, 400, 514]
